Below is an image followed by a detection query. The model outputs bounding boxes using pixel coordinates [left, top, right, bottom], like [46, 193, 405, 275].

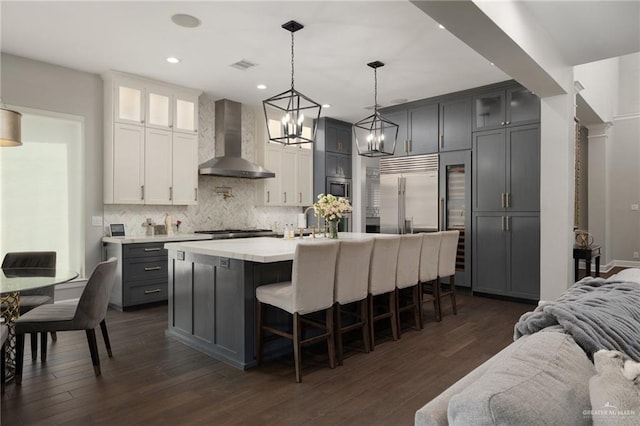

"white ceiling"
[1, 1, 638, 123]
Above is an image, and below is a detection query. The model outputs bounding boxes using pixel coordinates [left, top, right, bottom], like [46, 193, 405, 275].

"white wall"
[1, 53, 103, 276]
[574, 58, 619, 123]
[586, 53, 640, 268]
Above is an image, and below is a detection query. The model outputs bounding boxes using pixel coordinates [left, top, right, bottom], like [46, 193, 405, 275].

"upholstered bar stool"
[368, 236, 401, 350]
[438, 230, 460, 317]
[14, 258, 118, 385]
[2, 251, 57, 361]
[419, 232, 442, 324]
[395, 234, 424, 336]
[334, 238, 374, 365]
[256, 241, 340, 383]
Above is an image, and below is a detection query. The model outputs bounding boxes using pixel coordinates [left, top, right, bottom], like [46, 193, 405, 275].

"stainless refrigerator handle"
[399, 177, 405, 234]
[440, 197, 445, 231]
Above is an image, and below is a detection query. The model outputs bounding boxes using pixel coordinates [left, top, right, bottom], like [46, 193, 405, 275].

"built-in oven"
[326, 177, 352, 232]
[326, 177, 351, 199]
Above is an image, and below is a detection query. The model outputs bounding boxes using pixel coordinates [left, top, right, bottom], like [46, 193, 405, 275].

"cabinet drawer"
[123, 242, 167, 258]
[123, 257, 167, 281]
[125, 281, 168, 305]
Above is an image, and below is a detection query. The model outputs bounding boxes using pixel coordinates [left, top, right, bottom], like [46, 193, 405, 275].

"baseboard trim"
[613, 259, 640, 268]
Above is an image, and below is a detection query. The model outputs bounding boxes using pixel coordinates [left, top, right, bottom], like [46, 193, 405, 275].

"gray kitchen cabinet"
[168, 251, 293, 370]
[381, 109, 408, 157]
[326, 152, 352, 178]
[473, 212, 540, 300]
[383, 104, 438, 156]
[325, 119, 352, 155]
[314, 117, 353, 201]
[473, 124, 540, 212]
[439, 97, 472, 152]
[105, 241, 168, 310]
[473, 85, 539, 131]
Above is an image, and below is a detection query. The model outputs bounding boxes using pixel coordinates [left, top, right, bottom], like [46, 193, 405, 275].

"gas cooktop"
[194, 229, 276, 239]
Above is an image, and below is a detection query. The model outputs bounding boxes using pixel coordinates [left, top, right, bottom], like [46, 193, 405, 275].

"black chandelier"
[353, 61, 398, 157]
[263, 20, 321, 145]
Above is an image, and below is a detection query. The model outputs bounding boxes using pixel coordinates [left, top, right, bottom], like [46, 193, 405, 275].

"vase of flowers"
[313, 193, 352, 239]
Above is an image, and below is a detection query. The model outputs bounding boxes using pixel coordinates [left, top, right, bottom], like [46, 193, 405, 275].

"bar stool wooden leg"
[434, 279, 442, 322]
[335, 303, 344, 366]
[30, 333, 38, 361]
[361, 299, 371, 353]
[293, 312, 302, 383]
[256, 301, 264, 366]
[368, 294, 375, 350]
[450, 276, 457, 315]
[326, 306, 336, 369]
[40, 331, 48, 362]
[389, 292, 399, 341]
[413, 284, 422, 330]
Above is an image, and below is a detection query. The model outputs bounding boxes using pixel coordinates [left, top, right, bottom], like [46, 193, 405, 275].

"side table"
[573, 245, 601, 282]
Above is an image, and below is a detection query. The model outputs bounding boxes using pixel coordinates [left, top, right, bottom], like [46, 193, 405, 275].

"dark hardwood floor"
[2, 291, 534, 425]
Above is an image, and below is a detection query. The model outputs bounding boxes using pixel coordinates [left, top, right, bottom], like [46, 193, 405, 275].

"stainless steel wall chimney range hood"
[198, 99, 275, 179]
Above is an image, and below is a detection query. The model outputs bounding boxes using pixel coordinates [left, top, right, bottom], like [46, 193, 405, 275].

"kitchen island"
[164, 233, 390, 369]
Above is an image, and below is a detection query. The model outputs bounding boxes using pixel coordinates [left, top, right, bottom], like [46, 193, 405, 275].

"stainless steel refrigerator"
[380, 154, 439, 234]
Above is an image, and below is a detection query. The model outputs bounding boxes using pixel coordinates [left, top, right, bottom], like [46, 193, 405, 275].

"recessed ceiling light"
[322, 104, 331, 108]
[166, 57, 181, 64]
[171, 14, 201, 28]
[438, 24, 446, 30]
[257, 84, 267, 90]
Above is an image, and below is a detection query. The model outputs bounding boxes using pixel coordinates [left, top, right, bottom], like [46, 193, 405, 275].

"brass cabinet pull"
[506, 193, 511, 208]
[144, 266, 161, 271]
[194, 188, 198, 201]
[283, 192, 287, 203]
[267, 191, 270, 203]
[144, 248, 162, 252]
[506, 121, 511, 125]
[500, 193, 505, 208]
[299, 192, 302, 203]
[144, 288, 161, 294]
[141, 185, 145, 200]
[169, 186, 173, 201]
[501, 121, 505, 126]
[409, 139, 413, 153]
[506, 216, 510, 231]
[501, 216, 505, 231]
[440, 134, 444, 148]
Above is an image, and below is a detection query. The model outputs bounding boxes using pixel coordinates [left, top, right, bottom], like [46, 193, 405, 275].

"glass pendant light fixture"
[353, 61, 398, 157]
[0, 100, 22, 147]
[263, 20, 321, 145]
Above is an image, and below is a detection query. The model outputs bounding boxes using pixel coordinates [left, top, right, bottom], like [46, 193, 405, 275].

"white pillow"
[612, 268, 640, 284]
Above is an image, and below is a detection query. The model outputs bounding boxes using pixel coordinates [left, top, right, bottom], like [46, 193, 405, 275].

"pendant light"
[0, 101, 22, 147]
[263, 20, 321, 145]
[353, 61, 398, 157]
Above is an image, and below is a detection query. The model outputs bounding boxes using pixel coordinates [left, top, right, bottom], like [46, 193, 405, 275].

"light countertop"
[164, 232, 397, 263]
[102, 234, 213, 244]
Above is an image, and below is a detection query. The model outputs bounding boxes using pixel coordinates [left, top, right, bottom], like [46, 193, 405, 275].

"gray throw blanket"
[514, 278, 640, 361]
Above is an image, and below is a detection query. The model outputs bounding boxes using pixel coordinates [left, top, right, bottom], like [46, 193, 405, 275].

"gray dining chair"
[14, 257, 118, 385]
[2, 251, 57, 360]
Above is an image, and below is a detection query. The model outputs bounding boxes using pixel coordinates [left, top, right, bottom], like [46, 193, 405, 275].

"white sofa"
[415, 268, 640, 426]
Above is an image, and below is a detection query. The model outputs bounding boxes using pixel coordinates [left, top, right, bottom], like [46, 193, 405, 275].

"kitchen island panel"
[167, 249, 292, 370]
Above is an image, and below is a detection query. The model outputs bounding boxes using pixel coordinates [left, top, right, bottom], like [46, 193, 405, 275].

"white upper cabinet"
[146, 85, 173, 130]
[172, 133, 199, 205]
[115, 82, 145, 125]
[257, 118, 314, 207]
[103, 71, 201, 205]
[173, 91, 199, 134]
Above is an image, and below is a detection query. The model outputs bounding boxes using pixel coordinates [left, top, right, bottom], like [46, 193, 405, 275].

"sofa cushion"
[448, 330, 595, 426]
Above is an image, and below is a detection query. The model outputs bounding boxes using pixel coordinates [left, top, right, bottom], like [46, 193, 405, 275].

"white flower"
[312, 193, 352, 221]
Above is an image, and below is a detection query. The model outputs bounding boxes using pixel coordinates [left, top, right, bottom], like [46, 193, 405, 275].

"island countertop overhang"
[164, 232, 394, 263]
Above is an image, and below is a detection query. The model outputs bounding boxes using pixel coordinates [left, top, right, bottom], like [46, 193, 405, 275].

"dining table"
[1, 267, 78, 382]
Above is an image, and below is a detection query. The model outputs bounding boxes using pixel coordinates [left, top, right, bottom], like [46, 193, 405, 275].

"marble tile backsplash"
[103, 95, 304, 236]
